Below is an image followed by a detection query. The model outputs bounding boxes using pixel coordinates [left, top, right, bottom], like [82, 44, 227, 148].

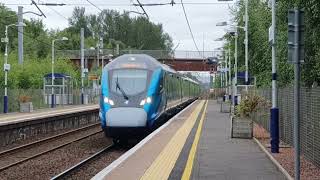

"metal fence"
[0, 88, 100, 114]
[251, 86, 320, 167]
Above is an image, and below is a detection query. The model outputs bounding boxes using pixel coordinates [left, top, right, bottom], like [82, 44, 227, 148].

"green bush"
[236, 94, 270, 118]
[0, 54, 80, 89]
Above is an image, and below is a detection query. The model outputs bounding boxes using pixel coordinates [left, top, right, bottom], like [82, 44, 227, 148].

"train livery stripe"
[140, 100, 206, 180]
[144, 68, 162, 124]
[100, 69, 110, 128]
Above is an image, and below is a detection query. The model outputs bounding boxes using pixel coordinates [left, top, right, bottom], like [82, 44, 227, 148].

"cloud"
[5, 0, 234, 51]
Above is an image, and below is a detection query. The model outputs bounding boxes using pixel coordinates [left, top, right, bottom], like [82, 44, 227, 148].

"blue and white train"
[99, 54, 201, 141]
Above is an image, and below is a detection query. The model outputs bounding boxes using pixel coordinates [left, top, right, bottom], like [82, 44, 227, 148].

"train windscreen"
[110, 69, 148, 96]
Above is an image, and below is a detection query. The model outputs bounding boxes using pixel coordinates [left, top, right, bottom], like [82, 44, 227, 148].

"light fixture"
[104, 97, 114, 106]
[140, 97, 152, 106]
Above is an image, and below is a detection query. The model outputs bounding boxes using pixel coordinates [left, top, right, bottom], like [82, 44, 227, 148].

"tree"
[227, 0, 320, 87]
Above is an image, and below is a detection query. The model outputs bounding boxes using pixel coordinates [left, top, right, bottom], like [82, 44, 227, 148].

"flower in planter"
[236, 94, 270, 118]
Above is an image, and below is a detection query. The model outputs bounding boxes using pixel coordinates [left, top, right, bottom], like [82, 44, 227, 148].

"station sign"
[1, 38, 8, 43]
[3, 63, 10, 71]
[88, 74, 99, 80]
[288, 9, 304, 63]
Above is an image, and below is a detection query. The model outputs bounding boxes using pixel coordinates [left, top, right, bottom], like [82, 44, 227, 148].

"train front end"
[99, 54, 163, 140]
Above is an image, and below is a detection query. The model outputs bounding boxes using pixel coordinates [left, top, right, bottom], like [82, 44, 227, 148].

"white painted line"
[253, 137, 293, 180]
[0, 105, 99, 126]
[91, 100, 198, 180]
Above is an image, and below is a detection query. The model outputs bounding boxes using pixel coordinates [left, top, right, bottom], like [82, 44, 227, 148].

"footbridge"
[57, 49, 221, 72]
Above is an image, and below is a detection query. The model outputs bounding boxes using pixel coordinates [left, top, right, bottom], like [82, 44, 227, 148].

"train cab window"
[110, 69, 148, 96]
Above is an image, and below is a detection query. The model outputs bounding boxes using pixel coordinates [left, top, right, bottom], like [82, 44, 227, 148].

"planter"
[220, 101, 231, 113]
[20, 102, 33, 113]
[231, 116, 253, 139]
[217, 97, 223, 104]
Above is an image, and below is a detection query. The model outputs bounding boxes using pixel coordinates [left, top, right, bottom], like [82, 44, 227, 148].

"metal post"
[220, 65, 223, 89]
[81, 28, 84, 104]
[18, 6, 24, 64]
[225, 53, 228, 100]
[97, 42, 100, 69]
[228, 41, 232, 100]
[101, 56, 104, 72]
[100, 37, 104, 72]
[116, 43, 120, 55]
[221, 62, 226, 101]
[62, 77, 65, 106]
[51, 40, 55, 108]
[294, 51, 301, 180]
[270, 0, 279, 153]
[3, 26, 9, 113]
[245, 0, 249, 90]
[293, 9, 301, 180]
[234, 33, 238, 106]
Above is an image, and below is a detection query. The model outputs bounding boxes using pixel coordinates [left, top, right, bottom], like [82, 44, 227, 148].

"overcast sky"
[4, 0, 235, 52]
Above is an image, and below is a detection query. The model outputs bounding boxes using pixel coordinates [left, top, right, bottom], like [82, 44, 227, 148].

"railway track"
[0, 123, 102, 171]
[51, 143, 115, 180]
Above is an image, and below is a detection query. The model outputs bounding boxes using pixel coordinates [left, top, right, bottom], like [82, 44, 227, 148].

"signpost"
[288, 8, 304, 180]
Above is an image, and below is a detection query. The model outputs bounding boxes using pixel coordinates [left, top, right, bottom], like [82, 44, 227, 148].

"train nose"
[106, 107, 147, 127]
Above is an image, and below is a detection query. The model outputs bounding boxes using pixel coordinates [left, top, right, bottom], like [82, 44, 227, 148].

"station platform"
[93, 100, 286, 180]
[0, 104, 98, 126]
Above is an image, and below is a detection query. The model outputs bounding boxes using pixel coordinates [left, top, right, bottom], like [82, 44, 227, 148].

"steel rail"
[51, 144, 115, 180]
[0, 122, 100, 157]
[0, 126, 102, 171]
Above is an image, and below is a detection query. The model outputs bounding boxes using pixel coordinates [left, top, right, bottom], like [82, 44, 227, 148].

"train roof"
[106, 54, 199, 84]
[160, 63, 177, 74]
[106, 54, 178, 72]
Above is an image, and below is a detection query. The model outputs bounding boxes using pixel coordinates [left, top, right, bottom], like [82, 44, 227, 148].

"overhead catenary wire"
[30, 0, 47, 18]
[5, 2, 233, 6]
[135, 0, 149, 19]
[46, 6, 69, 20]
[85, 0, 103, 12]
[36, 0, 69, 20]
[180, 0, 202, 58]
[130, 0, 144, 16]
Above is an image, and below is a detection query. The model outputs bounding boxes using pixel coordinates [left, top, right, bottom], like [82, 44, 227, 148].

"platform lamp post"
[215, 46, 228, 101]
[215, 37, 232, 101]
[268, 0, 279, 154]
[51, 37, 68, 108]
[217, 23, 239, 106]
[218, 0, 249, 92]
[2, 22, 26, 113]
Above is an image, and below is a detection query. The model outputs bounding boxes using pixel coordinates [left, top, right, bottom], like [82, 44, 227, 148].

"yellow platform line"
[140, 100, 207, 180]
[181, 100, 208, 180]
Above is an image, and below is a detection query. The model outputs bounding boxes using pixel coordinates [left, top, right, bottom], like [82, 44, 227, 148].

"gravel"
[254, 123, 320, 180]
[63, 145, 132, 180]
[0, 125, 101, 170]
[0, 122, 99, 152]
[0, 132, 112, 180]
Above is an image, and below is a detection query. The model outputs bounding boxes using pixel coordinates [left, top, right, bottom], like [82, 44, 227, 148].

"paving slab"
[191, 100, 286, 180]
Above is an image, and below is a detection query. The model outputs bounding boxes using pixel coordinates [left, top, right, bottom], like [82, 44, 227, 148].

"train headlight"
[146, 97, 152, 103]
[140, 99, 146, 106]
[140, 97, 152, 106]
[109, 100, 115, 106]
[104, 97, 109, 104]
[104, 97, 115, 106]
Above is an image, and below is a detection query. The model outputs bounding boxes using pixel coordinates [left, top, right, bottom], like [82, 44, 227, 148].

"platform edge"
[91, 100, 198, 180]
[253, 137, 293, 180]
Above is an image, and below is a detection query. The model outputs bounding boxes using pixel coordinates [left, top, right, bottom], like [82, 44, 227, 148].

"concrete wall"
[0, 109, 99, 147]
